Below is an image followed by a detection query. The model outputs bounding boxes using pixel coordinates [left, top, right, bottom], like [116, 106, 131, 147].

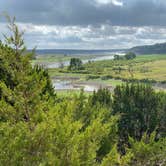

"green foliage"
[157, 92, 166, 137]
[0, 31, 119, 164]
[68, 58, 84, 71]
[124, 52, 136, 60]
[0, 96, 119, 165]
[3, 15, 25, 57]
[89, 88, 112, 108]
[114, 54, 124, 60]
[126, 133, 166, 165]
[113, 83, 164, 154]
[114, 52, 136, 61]
[0, 16, 165, 165]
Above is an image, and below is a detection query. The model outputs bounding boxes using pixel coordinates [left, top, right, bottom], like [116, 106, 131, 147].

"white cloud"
[112, 0, 123, 6]
[1, 22, 166, 49]
[95, 0, 123, 6]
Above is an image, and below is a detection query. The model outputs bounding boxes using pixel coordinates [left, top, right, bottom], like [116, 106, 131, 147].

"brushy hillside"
[130, 42, 166, 54]
[0, 17, 166, 165]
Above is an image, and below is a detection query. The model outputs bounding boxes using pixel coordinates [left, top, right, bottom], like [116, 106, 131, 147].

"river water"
[53, 80, 101, 92]
[40, 55, 115, 69]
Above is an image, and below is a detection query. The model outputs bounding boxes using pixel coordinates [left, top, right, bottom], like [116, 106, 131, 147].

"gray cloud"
[1, 0, 166, 26]
[0, 0, 166, 49]
[4, 23, 164, 49]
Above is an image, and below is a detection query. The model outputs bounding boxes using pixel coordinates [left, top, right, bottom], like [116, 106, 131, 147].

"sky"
[0, 0, 166, 49]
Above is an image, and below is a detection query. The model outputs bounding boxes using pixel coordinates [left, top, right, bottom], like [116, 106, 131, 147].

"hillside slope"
[130, 42, 166, 54]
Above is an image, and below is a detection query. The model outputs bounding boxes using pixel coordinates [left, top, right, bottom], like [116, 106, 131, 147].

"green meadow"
[83, 54, 166, 81]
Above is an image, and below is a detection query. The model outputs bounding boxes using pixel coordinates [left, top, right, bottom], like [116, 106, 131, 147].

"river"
[38, 54, 116, 69]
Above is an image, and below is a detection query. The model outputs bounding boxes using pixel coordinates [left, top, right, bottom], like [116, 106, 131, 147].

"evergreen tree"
[113, 83, 159, 154]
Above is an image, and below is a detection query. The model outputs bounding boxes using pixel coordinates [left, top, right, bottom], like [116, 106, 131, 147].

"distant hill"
[32, 42, 166, 56]
[34, 49, 125, 56]
[130, 42, 166, 54]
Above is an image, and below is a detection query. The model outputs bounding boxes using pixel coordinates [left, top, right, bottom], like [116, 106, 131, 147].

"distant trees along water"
[114, 52, 136, 60]
[68, 58, 84, 70]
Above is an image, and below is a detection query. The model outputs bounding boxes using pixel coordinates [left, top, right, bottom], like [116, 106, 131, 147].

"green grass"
[48, 68, 87, 79]
[83, 54, 166, 82]
[49, 54, 166, 81]
[56, 89, 92, 98]
[84, 78, 123, 86]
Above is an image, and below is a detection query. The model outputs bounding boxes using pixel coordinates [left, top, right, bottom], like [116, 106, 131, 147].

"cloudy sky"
[0, 0, 166, 49]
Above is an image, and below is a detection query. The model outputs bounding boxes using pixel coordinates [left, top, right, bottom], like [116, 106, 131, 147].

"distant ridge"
[32, 42, 166, 55]
[130, 42, 166, 54]
[34, 49, 125, 56]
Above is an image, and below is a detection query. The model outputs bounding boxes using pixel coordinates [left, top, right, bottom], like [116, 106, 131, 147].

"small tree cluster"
[114, 52, 136, 61]
[124, 52, 136, 60]
[68, 58, 84, 70]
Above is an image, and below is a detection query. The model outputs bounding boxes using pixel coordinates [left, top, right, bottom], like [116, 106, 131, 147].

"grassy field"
[83, 54, 166, 82]
[47, 54, 166, 81]
[56, 89, 92, 98]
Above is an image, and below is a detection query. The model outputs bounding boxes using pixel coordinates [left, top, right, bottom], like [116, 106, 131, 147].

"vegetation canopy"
[68, 57, 84, 71]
